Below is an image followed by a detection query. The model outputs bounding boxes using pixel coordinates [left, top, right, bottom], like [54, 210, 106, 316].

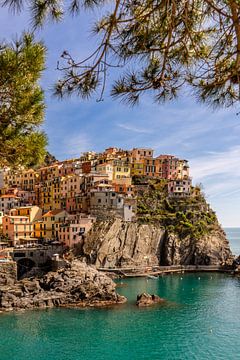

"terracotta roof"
[6, 216, 29, 219]
[0, 194, 19, 198]
[43, 209, 65, 217]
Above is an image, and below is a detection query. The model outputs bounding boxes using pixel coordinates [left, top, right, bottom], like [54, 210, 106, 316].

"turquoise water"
[1, 273, 240, 360]
[0, 229, 240, 360]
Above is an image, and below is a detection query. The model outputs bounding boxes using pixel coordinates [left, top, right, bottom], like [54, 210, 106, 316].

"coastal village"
[0, 147, 191, 250]
[0, 146, 235, 312]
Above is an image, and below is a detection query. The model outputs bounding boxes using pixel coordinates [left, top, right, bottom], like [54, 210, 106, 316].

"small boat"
[147, 274, 158, 279]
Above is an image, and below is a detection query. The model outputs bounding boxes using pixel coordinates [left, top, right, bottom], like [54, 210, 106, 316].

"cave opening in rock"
[17, 258, 36, 279]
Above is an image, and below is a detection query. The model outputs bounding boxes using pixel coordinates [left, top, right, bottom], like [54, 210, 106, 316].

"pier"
[98, 264, 233, 277]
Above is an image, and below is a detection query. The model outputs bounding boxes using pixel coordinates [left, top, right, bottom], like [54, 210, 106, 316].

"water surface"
[1, 273, 240, 360]
[0, 228, 240, 359]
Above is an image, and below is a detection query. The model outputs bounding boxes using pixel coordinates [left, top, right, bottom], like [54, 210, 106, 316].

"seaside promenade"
[98, 264, 234, 277]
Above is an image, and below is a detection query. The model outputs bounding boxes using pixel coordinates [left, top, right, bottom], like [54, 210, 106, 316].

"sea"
[0, 228, 240, 360]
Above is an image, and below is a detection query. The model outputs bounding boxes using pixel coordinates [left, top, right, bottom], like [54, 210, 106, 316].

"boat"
[147, 274, 158, 279]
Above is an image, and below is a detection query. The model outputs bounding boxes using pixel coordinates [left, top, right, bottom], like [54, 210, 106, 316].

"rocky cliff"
[0, 262, 17, 286]
[79, 180, 232, 268]
[80, 219, 231, 268]
[0, 260, 126, 312]
[81, 219, 165, 268]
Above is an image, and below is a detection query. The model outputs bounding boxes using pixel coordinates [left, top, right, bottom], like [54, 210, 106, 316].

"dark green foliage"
[136, 178, 218, 240]
[41, 151, 58, 166]
[0, 33, 47, 167]
[2, 0, 240, 107]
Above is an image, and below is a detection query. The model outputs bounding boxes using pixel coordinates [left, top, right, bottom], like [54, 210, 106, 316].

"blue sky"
[1, 6, 240, 226]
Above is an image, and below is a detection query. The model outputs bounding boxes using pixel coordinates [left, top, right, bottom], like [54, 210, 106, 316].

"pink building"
[154, 155, 179, 179]
[60, 174, 84, 213]
[58, 214, 96, 248]
[168, 179, 192, 197]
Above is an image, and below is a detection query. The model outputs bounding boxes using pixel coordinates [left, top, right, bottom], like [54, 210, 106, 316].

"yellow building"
[4, 206, 42, 245]
[33, 220, 45, 239]
[38, 178, 62, 212]
[176, 160, 190, 180]
[96, 163, 114, 181]
[4, 169, 37, 191]
[112, 160, 131, 181]
[42, 209, 69, 240]
[131, 161, 145, 176]
[10, 205, 42, 222]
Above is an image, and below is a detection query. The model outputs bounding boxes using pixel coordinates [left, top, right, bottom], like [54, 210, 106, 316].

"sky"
[0, 5, 240, 227]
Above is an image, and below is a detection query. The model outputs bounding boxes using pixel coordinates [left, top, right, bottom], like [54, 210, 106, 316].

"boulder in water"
[136, 293, 164, 307]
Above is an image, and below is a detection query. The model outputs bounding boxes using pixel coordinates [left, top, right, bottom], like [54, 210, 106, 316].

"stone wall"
[0, 261, 17, 285]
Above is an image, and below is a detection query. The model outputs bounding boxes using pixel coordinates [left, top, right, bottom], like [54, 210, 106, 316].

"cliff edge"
[79, 180, 232, 268]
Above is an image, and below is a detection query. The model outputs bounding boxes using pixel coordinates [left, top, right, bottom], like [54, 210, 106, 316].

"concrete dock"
[98, 265, 234, 277]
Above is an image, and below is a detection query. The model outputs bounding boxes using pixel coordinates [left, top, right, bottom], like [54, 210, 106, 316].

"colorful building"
[0, 194, 21, 214]
[58, 214, 96, 247]
[168, 179, 192, 197]
[2, 206, 42, 246]
[41, 209, 69, 240]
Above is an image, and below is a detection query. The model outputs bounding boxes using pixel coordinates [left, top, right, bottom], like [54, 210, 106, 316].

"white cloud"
[190, 145, 240, 181]
[117, 123, 152, 134]
[189, 146, 240, 226]
[58, 133, 91, 159]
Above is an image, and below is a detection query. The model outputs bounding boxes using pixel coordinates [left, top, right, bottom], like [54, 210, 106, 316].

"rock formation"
[81, 219, 164, 268]
[160, 228, 231, 266]
[79, 219, 231, 268]
[136, 293, 165, 307]
[0, 260, 126, 312]
[0, 262, 17, 286]
[78, 180, 232, 268]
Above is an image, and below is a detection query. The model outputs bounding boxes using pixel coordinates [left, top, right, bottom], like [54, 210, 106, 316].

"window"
[98, 199, 101, 203]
